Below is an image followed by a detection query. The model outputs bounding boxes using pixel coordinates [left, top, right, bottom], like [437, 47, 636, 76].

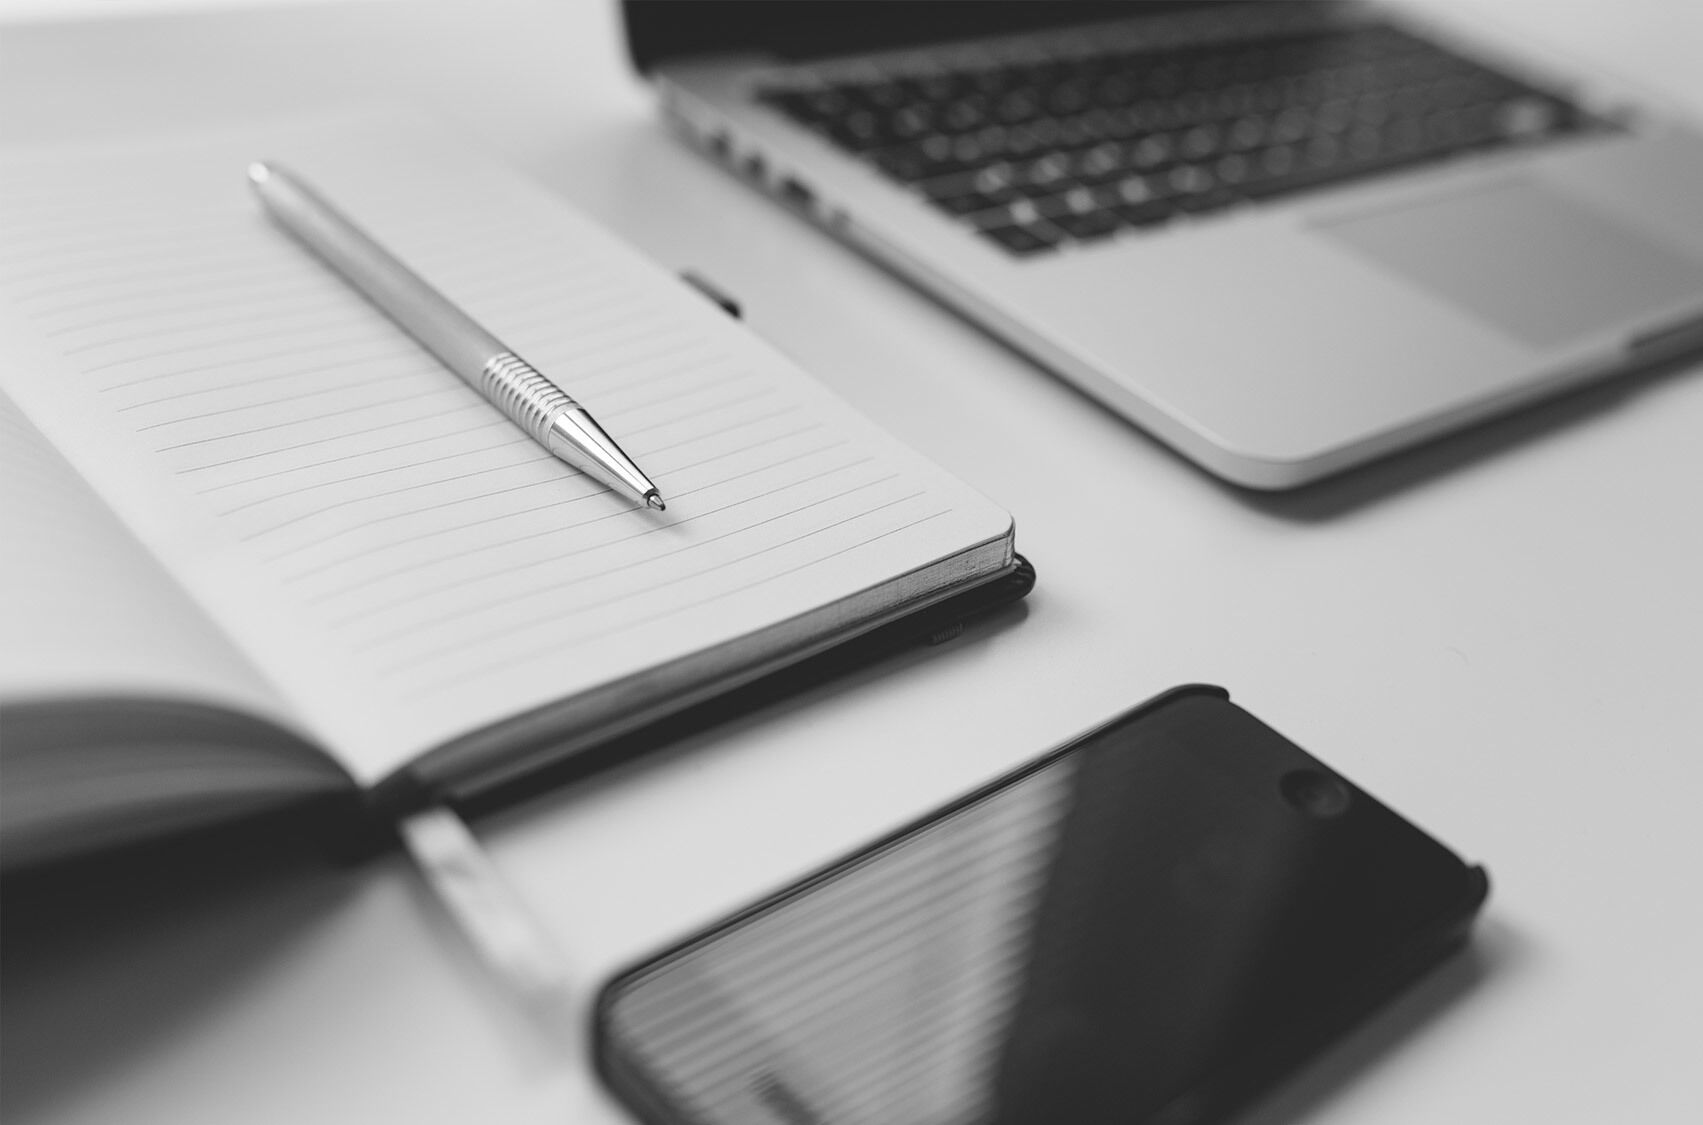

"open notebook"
[0, 112, 1025, 870]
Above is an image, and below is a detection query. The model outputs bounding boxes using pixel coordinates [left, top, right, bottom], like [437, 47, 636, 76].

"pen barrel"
[250, 163, 660, 506]
[250, 165, 501, 375]
[479, 352, 579, 443]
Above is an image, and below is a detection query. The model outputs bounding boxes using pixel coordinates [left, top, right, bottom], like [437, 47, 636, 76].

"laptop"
[622, 1, 1703, 488]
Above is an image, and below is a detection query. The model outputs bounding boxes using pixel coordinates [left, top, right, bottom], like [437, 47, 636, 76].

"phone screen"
[596, 689, 1485, 1125]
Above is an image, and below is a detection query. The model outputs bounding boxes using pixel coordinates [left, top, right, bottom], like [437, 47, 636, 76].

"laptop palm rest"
[1315, 179, 1703, 350]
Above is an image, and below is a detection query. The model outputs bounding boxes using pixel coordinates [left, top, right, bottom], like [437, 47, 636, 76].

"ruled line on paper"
[175, 402, 493, 474]
[6, 257, 304, 307]
[0, 190, 215, 222]
[349, 469, 902, 655]
[93, 328, 400, 388]
[553, 365, 752, 424]
[98, 335, 413, 394]
[246, 393, 803, 575]
[613, 386, 776, 439]
[358, 257, 613, 314]
[378, 488, 931, 684]
[632, 405, 806, 459]
[236, 395, 807, 562]
[3, 242, 280, 291]
[646, 421, 833, 482]
[451, 272, 641, 327]
[294, 470, 603, 559]
[305, 437, 854, 600]
[428, 254, 614, 307]
[459, 322, 717, 388]
[0, 210, 245, 252]
[196, 418, 515, 493]
[478, 316, 676, 371]
[133, 366, 438, 431]
[214, 433, 534, 517]
[321, 469, 878, 640]
[154, 385, 469, 454]
[508, 332, 715, 387]
[0, 172, 243, 209]
[117, 346, 428, 413]
[59, 289, 355, 354]
[41, 278, 339, 336]
[475, 508, 956, 690]
[0, 229, 269, 275]
[69, 301, 385, 363]
[284, 483, 611, 587]
[399, 505, 952, 695]
[81, 309, 392, 374]
[311, 444, 869, 618]
[552, 357, 744, 416]
[448, 273, 640, 328]
[323, 454, 884, 626]
[255, 467, 597, 565]
[275, 422, 833, 585]
[237, 450, 558, 542]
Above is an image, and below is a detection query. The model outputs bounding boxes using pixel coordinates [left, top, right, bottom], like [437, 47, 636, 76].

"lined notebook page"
[0, 393, 292, 728]
[0, 113, 1012, 784]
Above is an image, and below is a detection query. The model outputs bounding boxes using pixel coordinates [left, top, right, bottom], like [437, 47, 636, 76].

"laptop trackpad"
[1316, 179, 1703, 349]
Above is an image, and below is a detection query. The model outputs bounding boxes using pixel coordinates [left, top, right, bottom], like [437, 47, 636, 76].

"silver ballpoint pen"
[247, 162, 664, 511]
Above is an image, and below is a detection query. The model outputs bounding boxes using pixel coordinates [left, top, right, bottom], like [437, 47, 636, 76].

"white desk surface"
[3, 2, 1701, 1122]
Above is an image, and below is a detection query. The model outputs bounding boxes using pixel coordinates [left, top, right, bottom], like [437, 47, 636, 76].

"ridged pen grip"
[479, 352, 578, 440]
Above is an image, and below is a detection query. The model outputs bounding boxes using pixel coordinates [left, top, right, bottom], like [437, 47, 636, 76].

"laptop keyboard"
[759, 17, 1596, 256]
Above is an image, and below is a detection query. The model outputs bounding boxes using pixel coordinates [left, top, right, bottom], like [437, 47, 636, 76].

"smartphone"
[594, 685, 1489, 1125]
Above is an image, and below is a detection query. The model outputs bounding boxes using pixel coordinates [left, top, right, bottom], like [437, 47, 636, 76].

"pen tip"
[646, 493, 666, 511]
[247, 161, 272, 186]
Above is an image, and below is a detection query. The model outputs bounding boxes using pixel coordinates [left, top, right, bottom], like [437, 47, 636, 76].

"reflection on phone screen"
[600, 697, 1480, 1125]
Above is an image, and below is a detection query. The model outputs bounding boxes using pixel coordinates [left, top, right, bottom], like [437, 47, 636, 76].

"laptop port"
[778, 177, 815, 211]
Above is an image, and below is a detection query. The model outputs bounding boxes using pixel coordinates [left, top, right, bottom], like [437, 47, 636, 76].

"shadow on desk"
[0, 808, 357, 1122]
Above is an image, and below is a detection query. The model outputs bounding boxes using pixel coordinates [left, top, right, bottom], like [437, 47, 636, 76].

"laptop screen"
[623, 1, 1212, 73]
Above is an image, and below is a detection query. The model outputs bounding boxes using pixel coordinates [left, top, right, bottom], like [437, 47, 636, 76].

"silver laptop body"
[638, 1, 1703, 487]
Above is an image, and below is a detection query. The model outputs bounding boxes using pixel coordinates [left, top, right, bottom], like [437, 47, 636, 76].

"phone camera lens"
[1280, 769, 1352, 818]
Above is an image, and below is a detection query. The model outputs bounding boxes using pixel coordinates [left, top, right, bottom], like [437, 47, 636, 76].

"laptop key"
[1166, 163, 1220, 198]
[855, 80, 911, 111]
[1113, 199, 1180, 228]
[828, 111, 891, 152]
[1179, 123, 1226, 161]
[935, 188, 1021, 216]
[1173, 187, 1241, 215]
[1051, 210, 1123, 241]
[1033, 185, 1096, 219]
[871, 142, 973, 183]
[1077, 141, 1131, 183]
[1013, 151, 1078, 196]
[941, 97, 992, 132]
[980, 223, 1061, 255]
